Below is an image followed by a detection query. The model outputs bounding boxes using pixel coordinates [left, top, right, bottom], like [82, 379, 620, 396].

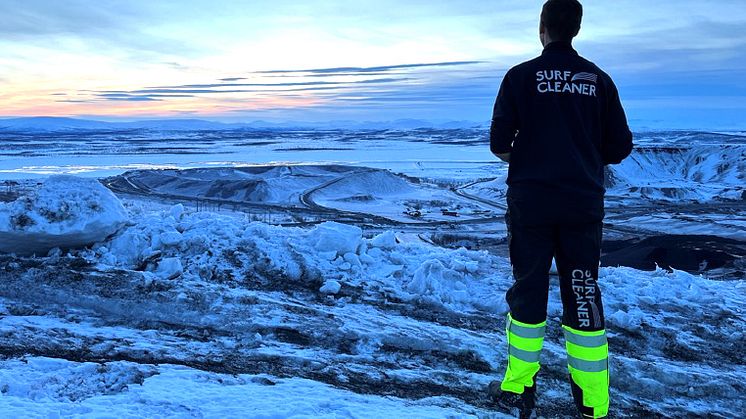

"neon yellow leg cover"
[501, 313, 546, 394]
[563, 325, 609, 418]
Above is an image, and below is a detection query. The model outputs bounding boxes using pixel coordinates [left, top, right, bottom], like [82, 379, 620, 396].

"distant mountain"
[119, 119, 246, 131]
[0, 117, 241, 132]
[0, 117, 113, 131]
[0, 116, 487, 132]
[245, 119, 487, 130]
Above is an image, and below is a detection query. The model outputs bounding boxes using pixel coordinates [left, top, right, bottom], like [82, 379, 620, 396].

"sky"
[1, 0, 745, 129]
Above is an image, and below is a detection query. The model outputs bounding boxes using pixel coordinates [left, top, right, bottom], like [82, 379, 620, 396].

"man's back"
[488, 2, 634, 418]
[490, 41, 633, 224]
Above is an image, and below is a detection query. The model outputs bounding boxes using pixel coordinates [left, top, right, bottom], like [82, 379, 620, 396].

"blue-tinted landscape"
[0, 122, 743, 417]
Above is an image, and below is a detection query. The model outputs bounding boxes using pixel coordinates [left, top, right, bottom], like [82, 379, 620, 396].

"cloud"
[96, 93, 197, 102]
[256, 61, 484, 75]
[0, 0, 199, 57]
[148, 77, 412, 90]
[57, 58, 504, 120]
[3, 0, 743, 128]
[263, 72, 402, 78]
[107, 97, 161, 102]
[578, 20, 746, 74]
[55, 99, 96, 103]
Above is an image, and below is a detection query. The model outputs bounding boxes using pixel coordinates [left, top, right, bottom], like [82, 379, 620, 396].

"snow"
[320, 279, 342, 295]
[0, 128, 744, 417]
[408, 259, 472, 305]
[74, 206, 504, 315]
[309, 222, 364, 256]
[311, 170, 495, 223]
[615, 213, 746, 241]
[0, 359, 491, 419]
[128, 166, 343, 205]
[370, 231, 399, 249]
[0, 196, 742, 416]
[0, 176, 128, 256]
[154, 257, 183, 280]
[606, 144, 745, 203]
[110, 165, 499, 224]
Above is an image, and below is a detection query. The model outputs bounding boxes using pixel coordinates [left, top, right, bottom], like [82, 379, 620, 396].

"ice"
[407, 259, 471, 304]
[319, 279, 342, 295]
[370, 230, 399, 249]
[308, 222, 364, 256]
[155, 257, 183, 280]
[169, 203, 185, 220]
[0, 176, 128, 256]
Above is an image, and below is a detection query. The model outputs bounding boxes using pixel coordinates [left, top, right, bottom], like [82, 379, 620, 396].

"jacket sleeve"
[601, 78, 633, 165]
[490, 70, 519, 155]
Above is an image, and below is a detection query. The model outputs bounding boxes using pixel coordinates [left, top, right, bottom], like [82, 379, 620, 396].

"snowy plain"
[0, 127, 744, 418]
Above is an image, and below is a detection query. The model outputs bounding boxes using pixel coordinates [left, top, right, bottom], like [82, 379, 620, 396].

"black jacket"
[490, 41, 633, 224]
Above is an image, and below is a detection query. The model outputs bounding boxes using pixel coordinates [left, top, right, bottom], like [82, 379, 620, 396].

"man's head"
[540, 0, 583, 46]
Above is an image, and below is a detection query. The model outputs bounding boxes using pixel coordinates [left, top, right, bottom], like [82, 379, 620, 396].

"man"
[487, 1, 633, 418]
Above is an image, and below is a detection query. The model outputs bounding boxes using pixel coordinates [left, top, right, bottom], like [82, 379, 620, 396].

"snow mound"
[0, 176, 128, 256]
[124, 166, 347, 205]
[82, 211, 505, 314]
[606, 145, 745, 202]
[370, 230, 399, 249]
[317, 170, 418, 200]
[407, 259, 471, 304]
[308, 222, 363, 257]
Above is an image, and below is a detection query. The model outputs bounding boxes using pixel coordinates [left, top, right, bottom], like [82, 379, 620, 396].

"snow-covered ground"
[0, 175, 744, 418]
[605, 143, 744, 204]
[105, 165, 500, 225]
[0, 358, 489, 418]
[0, 129, 744, 418]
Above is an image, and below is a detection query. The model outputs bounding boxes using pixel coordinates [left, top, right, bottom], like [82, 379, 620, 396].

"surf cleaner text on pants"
[571, 269, 601, 328]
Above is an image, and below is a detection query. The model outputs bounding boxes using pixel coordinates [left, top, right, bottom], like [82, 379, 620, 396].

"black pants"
[505, 202, 605, 332]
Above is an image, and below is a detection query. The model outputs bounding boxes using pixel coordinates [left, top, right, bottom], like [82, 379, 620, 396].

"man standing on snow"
[488, 1, 633, 418]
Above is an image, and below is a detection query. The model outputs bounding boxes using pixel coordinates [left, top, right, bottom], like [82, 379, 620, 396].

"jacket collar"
[542, 41, 578, 56]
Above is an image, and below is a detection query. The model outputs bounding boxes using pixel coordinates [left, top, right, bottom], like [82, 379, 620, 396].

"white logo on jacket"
[536, 70, 597, 97]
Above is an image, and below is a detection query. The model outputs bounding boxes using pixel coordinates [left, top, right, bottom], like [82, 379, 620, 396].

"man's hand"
[494, 152, 511, 163]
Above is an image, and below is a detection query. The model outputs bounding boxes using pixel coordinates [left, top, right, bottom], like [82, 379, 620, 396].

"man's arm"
[601, 78, 633, 165]
[490, 70, 519, 162]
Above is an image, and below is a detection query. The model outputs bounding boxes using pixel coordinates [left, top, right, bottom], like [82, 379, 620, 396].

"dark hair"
[541, 0, 583, 42]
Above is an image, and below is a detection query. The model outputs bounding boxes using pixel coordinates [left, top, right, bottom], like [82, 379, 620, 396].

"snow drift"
[0, 176, 128, 256]
[606, 144, 745, 202]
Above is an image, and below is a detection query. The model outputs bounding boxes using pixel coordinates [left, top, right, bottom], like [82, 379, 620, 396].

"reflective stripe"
[564, 330, 607, 348]
[509, 322, 546, 339]
[568, 356, 608, 373]
[509, 345, 541, 363]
